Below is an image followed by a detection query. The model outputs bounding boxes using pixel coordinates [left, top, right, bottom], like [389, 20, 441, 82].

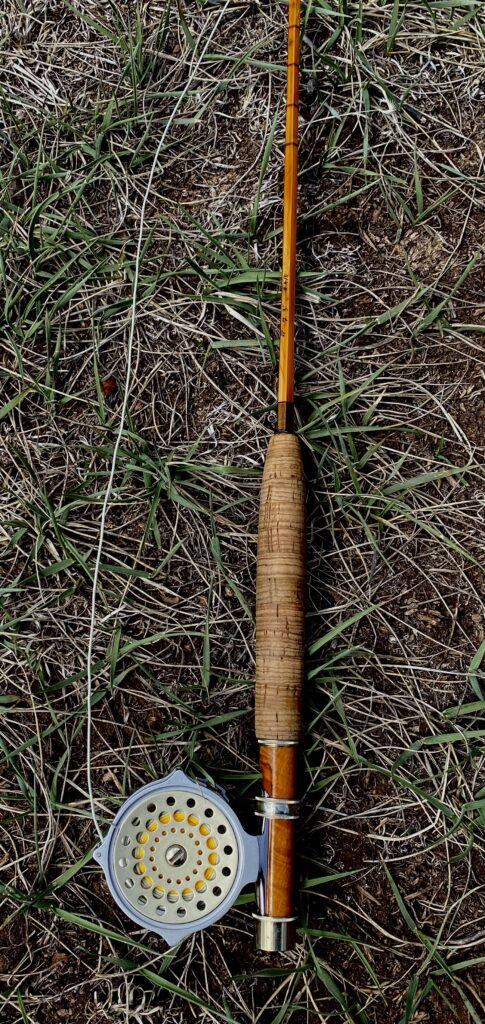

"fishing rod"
[253, 0, 304, 950]
[94, 0, 304, 952]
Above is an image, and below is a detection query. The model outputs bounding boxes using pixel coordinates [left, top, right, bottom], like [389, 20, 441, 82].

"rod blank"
[277, 0, 301, 433]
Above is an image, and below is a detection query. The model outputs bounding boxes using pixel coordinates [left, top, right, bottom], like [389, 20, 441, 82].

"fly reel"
[94, 770, 260, 945]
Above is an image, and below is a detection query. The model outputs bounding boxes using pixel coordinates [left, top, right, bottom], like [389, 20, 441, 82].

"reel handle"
[254, 432, 305, 951]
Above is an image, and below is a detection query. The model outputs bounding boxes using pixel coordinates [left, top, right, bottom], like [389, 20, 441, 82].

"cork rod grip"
[255, 433, 305, 742]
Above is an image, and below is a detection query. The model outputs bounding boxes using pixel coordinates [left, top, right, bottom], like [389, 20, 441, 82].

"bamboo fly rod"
[93, 1, 306, 953]
[254, 0, 305, 952]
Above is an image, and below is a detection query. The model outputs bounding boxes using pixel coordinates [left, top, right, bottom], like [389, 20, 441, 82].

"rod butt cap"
[254, 914, 297, 951]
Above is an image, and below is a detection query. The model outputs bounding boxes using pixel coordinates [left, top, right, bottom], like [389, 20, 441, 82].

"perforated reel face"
[112, 787, 239, 926]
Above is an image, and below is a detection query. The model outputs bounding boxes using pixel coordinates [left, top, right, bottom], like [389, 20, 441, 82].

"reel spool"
[94, 770, 260, 944]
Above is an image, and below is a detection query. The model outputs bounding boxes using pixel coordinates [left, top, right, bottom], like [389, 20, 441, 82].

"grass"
[1, 0, 485, 1021]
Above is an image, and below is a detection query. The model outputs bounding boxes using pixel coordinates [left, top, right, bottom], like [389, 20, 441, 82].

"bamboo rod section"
[277, 0, 301, 434]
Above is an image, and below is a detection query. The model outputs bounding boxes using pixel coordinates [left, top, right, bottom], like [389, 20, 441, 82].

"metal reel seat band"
[254, 795, 300, 820]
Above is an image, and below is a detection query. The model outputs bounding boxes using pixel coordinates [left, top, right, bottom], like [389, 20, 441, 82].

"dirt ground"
[1, 2, 485, 1022]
